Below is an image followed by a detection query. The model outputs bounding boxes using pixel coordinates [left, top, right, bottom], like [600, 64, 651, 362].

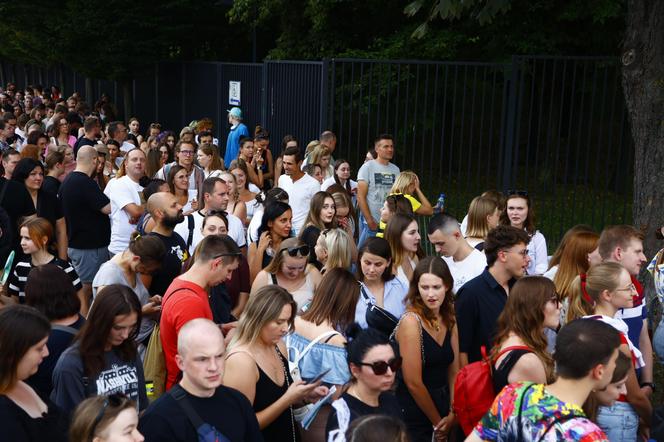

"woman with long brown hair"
[167, 164, 197, 214]
[393, 256, 458, 442]
[491, 276, 559, 395]
[51, 285, 148, 416]
[385, 213, 424, 284]
[299, 191, 337, 268]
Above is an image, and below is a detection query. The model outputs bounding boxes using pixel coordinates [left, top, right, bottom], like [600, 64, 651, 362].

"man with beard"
[144, 192, 188, 297]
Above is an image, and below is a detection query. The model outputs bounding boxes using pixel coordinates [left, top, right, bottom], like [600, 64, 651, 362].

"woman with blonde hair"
[220, 171, 249, 225]
[567, 262, 652, 440]
[314, 228, 355, 274]
[464, 195, 501, 250]
[384, 214, 424, 284]
[224, 285, 327, 441]
[389, 170, 433, 216]
[308, 144, 333, 179]
[197, 143, 224, 179]
[331, 189, 357, 240]
[251, 237, 322, 312]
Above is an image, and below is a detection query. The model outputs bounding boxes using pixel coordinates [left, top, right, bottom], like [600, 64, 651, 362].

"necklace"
[276, 346, 297, 442]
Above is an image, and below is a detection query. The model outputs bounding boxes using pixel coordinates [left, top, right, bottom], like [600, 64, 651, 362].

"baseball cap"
[227, 107, 243, 119]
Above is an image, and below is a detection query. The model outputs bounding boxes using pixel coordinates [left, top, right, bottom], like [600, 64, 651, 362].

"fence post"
[501, 56, 520, 191]
[319, 59, 329, 133]
[260, 62, 268, 126]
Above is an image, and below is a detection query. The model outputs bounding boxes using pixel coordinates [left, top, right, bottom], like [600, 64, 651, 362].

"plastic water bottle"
[433, 193, 446, 214]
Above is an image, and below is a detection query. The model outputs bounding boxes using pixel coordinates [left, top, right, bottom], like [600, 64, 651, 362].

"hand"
[148, 295, 162, 305]
[190, 198, 198, 211]
[640, 385, 653, 398]
[256, 154, 264, 167]
[433, 413, 455, 441]
[366, 218, 378, 231]
[129, 215, 141, 225]
[304, 385, 329, 404]
[257, 231, 272, 252]
[220, 321, 237, 336]
[284, 379, 321, 405]
[337, 216, 348, 228]
[414, 175, 421, 190]
[142, 301, 161, 316]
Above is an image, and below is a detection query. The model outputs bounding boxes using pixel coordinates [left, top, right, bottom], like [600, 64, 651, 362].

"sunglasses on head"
[507, 189, 528, 197]
[358, 357, 402, 375]
[281, 245, 310, 257]
[91, 393, 127, 435]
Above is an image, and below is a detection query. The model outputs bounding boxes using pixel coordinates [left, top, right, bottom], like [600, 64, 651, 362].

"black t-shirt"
[73, 136, 96, 155]
[59, 171, 110, 249]
[36, 189, 62, 229]
[147, 231, 188, 296]
[326, 391, 403, 437]
[26, 315, 85, 398]
[41, 176, 61, 197]
[0, 177, 36, 254]
[0, 394, 68, 442]
[138, 385, 263, 442]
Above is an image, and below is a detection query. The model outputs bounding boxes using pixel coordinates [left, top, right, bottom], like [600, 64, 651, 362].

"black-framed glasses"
[507, 189, 529, 197]
[91, 393, 126, 436]
[358, 357, 402, 375]
[280, 245, 310, 257]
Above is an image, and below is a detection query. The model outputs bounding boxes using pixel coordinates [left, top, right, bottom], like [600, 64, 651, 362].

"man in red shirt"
[160, 234, 241, 390]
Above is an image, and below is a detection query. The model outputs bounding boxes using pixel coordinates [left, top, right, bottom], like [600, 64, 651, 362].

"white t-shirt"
[120, 141, 135, 153]
[321, 176, 358, 193]
[442, 249, 487, 294]
[173, 210, 246, 254]
[104, 176, 143, 254]
[277, 173, 320, 235]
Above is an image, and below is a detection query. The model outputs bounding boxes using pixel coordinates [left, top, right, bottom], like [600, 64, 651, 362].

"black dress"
[492, 349, 532, 394]
[396, 325, 454, 442]
[253, 348, 300, 442]
[0, 393, 68, 442]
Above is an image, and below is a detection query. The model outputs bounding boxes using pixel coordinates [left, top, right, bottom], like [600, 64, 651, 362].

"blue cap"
[227, 107, 243, 119]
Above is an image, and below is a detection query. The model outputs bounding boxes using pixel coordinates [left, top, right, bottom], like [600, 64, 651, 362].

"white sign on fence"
[229, 81, 241, 106]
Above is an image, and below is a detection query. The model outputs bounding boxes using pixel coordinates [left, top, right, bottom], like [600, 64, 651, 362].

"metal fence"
[0, 56, 632, 250]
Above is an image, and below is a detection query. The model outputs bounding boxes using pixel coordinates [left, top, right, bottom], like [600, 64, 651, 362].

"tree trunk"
[622, 0, 664, 274]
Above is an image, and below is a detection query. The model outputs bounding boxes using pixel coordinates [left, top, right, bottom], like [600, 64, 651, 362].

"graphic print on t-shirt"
[171, 245, 188, 262]
[96, 363, 140, 396]
[373, 172, 396, 187]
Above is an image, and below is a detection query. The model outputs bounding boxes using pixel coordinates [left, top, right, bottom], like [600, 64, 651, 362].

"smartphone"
[306, 368, 331, 384]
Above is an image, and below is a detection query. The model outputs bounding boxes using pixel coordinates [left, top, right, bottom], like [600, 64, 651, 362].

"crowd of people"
[0, 83, 661, 442]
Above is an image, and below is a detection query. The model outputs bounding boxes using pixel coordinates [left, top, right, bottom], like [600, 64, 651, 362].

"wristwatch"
[639, 381, 656, 392]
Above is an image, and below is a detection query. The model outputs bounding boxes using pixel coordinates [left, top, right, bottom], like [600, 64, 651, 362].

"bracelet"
[639, 381, 656, 392]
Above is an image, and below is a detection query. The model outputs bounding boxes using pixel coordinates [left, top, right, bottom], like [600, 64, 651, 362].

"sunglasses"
[507, 189, 529, 197]
[358, 357, 402, 375]
[280, 245, 310, 257]
[91, 393, 127, 435]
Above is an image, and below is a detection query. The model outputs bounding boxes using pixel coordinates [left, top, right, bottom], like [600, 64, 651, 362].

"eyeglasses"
[507, 189, 529, 197]
[149, 123, 162, 129]
[358, 357, 402, 375]
[280, 245, 310, 257]
[179, 150, 195, 155]
[90, 393, 126, 436]
[615, 283, 637, 293]
[503, 249, 529, 257]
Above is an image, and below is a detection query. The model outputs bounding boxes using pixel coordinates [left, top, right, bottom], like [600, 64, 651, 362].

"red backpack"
[453, 345, 531, 434]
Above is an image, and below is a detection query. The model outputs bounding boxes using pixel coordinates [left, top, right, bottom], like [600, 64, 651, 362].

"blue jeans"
[654, 316, 664, 364]
[357, 213, 377, 249]
[597, 401, 639, 442]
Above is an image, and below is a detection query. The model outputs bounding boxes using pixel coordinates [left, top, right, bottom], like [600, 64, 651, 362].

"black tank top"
[492, 349, 532, 394]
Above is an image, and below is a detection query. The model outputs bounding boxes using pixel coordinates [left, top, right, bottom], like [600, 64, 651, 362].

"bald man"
[140, 319, 261, 441]
[59, 145, 112, 314]
[142, 192, 188, 298]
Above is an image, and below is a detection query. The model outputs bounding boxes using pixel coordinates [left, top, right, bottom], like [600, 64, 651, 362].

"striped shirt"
[7, 257, 82, 300]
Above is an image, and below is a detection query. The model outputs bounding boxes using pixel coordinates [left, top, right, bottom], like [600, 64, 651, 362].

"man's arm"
[356, 181, 376, 230]
[639, 318, 654, 396]
[455, 290, 475, 368]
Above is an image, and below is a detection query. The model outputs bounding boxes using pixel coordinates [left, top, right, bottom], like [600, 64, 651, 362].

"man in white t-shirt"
[104, 148, 146, 256]
[174, 177, 246, 254]
[427, 213, 486, 294]
[277, 146, 320, 235]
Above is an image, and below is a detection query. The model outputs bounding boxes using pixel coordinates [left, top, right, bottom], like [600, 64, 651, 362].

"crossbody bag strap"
[390, 311, 425, 364]
[186, 214, 195, 249]
[359, 283, 373, 305]
[493, 345, 532, 363]
[169, 384, 204, 429]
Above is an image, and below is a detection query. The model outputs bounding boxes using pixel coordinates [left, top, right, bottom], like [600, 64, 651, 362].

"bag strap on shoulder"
[186, 214, 195, 249]
[51, 324, 79, 335]
[492, 345, 532, 363]
[169, 384, 205, 429]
